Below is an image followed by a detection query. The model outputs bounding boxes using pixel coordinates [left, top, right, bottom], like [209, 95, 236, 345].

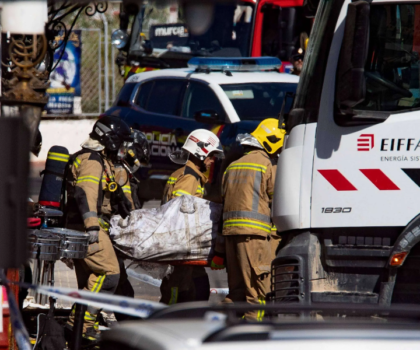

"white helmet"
[169, 129, 224, 165]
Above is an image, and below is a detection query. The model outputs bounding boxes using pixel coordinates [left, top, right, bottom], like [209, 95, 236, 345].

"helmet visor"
[210, 144, 225, 159]
[236, 133, 264, 150]
[131, 130, 151, 165]
[117, 142, 129, 160]
[120, 131, 134, 142]
[169, 149, 189, 165]
[213, 152, 224, 159]
[109, 134, 124, 151]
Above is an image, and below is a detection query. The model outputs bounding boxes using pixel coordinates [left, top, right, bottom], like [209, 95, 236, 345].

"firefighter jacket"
[270, 163, 280, 237]
[222, 150, 276, 237]
[162, 160, 208, 204]
[67, 150, 134, 231]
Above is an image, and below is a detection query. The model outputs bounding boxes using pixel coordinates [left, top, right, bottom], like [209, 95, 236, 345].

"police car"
[105, 57, 299, 202]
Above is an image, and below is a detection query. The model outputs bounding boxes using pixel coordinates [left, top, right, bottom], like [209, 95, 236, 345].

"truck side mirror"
[278, 91, 295, 128]
[194, 110, 221, 124]
[336, 1, 370, 110]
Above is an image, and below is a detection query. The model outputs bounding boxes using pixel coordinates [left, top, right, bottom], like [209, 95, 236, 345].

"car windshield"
[130, 1, 254, 57]
[221, 82, 297, 120]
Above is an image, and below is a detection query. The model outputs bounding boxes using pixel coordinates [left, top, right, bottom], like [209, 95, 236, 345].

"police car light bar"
[188, 57, 282, 71]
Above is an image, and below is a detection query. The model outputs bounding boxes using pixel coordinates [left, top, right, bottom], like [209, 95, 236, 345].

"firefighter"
[125, 129, 150, 209]
[215, 118, 285, 321]
[65, 116, 134, 341]
[160, 129, 224, 304]
[290, 47, 304, 76]
[113, 129, 151, 321]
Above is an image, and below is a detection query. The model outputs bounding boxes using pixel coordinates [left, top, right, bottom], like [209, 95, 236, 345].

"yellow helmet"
[251, 118, 286, 154]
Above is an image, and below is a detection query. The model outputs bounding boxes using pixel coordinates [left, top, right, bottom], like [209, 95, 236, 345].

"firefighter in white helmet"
[160, 129, 224, 304]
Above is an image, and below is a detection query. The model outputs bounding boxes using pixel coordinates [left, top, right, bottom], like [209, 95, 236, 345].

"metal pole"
[70, 303, 87, 350]
[0, 22, 2, 116]
[101, 13, 109, 110]
[98, 30, 102, 114]
[111, 40, 116, 102]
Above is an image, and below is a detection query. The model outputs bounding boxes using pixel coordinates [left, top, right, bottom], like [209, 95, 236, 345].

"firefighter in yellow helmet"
[214, 118, 285, 321]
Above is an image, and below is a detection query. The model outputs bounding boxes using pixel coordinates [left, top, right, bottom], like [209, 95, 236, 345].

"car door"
[180, 80, 229, 143]
[180, 80, 230, 199]
[122, 78, 190, 177]
[106, 82, 138, 119]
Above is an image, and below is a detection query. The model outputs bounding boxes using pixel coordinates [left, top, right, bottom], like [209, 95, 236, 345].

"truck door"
[311, 2, 420, 230]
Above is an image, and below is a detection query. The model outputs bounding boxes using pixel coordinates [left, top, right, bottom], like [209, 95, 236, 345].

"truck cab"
[113, 0, 313, 78]
[272, 0, 420, 305]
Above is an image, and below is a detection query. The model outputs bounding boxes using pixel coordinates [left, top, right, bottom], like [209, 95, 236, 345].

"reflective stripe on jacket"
[162, 160, 208, 204]
[222, 150, 276, 237]
[69, 150, 134, 231]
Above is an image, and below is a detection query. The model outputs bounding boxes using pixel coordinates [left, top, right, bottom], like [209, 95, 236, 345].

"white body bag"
[109, 195, 222, 262]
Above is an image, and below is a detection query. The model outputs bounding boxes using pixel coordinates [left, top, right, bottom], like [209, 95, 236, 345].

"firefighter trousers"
[114, 254, 136, 321]
[67, 229, 120, 332]
[270, 234, 282, 260]
[223, 235, 272, 321]
[160, 266, 209, 304]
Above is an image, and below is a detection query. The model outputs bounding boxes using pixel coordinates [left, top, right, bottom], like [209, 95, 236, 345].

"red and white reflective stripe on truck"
[318, 168, 402, 191]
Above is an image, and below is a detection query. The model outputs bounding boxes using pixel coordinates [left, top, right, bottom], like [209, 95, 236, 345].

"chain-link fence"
[80, 28, 102, 115]
[81, 26, 125, 115]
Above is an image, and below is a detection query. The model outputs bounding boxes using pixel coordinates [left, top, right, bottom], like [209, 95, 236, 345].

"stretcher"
[109, 195, 222, 267]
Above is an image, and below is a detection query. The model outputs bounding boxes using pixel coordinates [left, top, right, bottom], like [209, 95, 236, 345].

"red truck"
[112, 0, 313, 78]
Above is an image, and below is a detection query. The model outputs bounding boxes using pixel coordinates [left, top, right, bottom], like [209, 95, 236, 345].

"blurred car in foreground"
[100, 303, 420, 350]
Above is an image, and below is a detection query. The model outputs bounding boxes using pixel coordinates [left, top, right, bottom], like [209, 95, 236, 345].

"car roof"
[125, 68, 299, 85]
[101, 318, 420, 350]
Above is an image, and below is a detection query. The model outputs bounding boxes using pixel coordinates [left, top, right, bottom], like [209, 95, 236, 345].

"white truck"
[272, 0, 420, 305]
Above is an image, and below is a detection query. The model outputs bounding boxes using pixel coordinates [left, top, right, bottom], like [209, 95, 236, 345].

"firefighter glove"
[111, 185, 132, 219]
[87, 229, 99, 244]
[211, 253, 225, 270]
[118, 200, 132, 219]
